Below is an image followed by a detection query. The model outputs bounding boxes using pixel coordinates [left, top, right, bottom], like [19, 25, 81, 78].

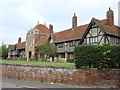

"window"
[70, 41, 76, 46]
[58, 43, 64, 48]
[34, 29, 39, 34]
[83, 38, 87, 44]
[89, 37, 98, 43]
[60, 53, 65, 58]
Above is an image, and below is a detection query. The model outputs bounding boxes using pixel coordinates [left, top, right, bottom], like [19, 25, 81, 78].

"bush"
[67, 58, 75, 63]
[74, 44, 120, 69]
[0, 43, 8, 59]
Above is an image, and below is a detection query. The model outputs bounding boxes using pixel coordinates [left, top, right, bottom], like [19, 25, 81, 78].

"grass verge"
[0, 60, 75, 68]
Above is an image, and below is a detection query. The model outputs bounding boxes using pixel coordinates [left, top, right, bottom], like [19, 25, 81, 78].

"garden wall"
[1, 63, 120, 88]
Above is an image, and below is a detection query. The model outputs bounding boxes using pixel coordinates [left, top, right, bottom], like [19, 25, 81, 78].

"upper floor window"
[58, 43, 64, 48]
[83, 38, 87, 44]
[70, 41, 76, 46]
[89, 36, 98, 43]
[34, 29, 39, 34]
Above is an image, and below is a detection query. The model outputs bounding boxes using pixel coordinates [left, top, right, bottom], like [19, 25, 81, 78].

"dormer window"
[34, 29, 39, 34]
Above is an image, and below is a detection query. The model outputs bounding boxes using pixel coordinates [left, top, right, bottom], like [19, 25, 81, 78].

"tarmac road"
[1, 77, 79, 88]
[1, 77, 119, 90]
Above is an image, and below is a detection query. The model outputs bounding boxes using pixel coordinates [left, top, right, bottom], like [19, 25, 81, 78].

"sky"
[0, 0, 120, 45]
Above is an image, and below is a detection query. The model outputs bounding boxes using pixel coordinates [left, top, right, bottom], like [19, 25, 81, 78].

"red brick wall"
[1, 63, 120, 88]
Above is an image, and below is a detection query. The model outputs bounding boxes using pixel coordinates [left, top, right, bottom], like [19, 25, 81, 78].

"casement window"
[58, 43, 64, 48]
[83, 38, 87, 44]
[70, 41, 76, 46]
[60, 53, 65, 58]
[89, 36, 98, 43]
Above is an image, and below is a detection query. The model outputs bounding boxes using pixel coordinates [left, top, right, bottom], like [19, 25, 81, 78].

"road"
[1, 77, 119, 90]
[1, 77, 79, 89]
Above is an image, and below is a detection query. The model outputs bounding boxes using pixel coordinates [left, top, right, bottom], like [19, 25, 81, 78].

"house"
[8, 8, 120, 62]
[8, 38, 26, 59]
[80, 8, 120, 45]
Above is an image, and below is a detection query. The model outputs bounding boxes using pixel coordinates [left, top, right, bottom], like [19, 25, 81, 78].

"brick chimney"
[106, 7, 114, 25]
[18, 37, 21, 43]
[49, 24, 53, 33]
[72, 13, 77, 29]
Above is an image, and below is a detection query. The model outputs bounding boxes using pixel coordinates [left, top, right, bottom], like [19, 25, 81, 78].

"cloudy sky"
[0, 0, 120, 45]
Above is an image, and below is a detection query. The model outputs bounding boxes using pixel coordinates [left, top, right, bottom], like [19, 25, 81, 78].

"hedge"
[74, 44, 120, 69]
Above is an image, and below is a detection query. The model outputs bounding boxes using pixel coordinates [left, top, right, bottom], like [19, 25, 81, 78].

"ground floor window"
[59, 53, 65, 58]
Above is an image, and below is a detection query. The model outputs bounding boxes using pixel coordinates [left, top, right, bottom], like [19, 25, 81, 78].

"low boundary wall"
[1, 63, 120, 88]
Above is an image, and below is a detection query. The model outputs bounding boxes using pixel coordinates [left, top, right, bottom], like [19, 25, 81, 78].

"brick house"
[8, 8, 120, 62]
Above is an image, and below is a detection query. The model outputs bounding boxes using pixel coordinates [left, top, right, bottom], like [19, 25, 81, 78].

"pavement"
[1, 77, 119, 90]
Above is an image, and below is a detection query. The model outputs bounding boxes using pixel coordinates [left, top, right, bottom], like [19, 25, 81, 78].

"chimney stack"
[72, 13, 77, 29]
[18, 37, 21, 43]
[106, 7, 114, 25]
[49, 24, 53, 33]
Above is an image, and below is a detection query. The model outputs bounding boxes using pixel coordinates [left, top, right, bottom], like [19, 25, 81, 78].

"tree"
[0, 43, 8, 59]
[36, 43, 58, 61]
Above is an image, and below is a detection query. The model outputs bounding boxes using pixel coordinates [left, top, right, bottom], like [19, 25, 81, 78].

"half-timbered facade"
[8, 8, 120, 62]
[80, 8, 120, 45]
[80, 18, 120, 45]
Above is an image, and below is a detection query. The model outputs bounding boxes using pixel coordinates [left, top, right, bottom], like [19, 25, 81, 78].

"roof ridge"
[53, 29, 71, 34]
[53, 24, 89, 34]
[17, 41, 26, 44]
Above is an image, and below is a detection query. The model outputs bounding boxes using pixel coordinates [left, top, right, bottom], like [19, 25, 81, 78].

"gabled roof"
[8, 45, 15, 50]
[80, 18, 120, 44]
[35, 35, 50, 45]
[8, 17, 120, 49]
[52, 24, 89, 43]
[34, 24, 50, 34]
[52, 17, 120, 44]
[93, 18, 120, 37]
[15, 41, 26, 49]
[9, 41, 26, 50]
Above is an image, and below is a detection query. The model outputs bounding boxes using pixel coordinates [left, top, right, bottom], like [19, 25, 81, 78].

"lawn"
[0, 60, 75, 68]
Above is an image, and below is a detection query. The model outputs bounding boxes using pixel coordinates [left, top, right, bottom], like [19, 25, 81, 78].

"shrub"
[67, 58, 75, 63]
[74, 44, 120, 69]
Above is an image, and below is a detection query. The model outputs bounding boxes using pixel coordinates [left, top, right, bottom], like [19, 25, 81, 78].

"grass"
[0, 60, 75, 68]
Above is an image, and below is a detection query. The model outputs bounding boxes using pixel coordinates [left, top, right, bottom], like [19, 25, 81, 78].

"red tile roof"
[51, 18, 120, 43]
[9, 18, 120, 49]
[35, 35, 50, 45]
[52, 24, 89, 43]
[34, 24, 50, 34]
[15, 41, 26, 49]
[9, 42, 26, 50]
[8, 45, 15, 50]
[93, 18, 120, 36]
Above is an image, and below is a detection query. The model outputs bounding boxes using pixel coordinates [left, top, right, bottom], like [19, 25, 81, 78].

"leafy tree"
[0, 43, 8, 59]
[36, 43, 57, 61]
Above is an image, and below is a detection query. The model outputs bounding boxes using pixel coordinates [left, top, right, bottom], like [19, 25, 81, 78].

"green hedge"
[74, 44, 120, 69]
